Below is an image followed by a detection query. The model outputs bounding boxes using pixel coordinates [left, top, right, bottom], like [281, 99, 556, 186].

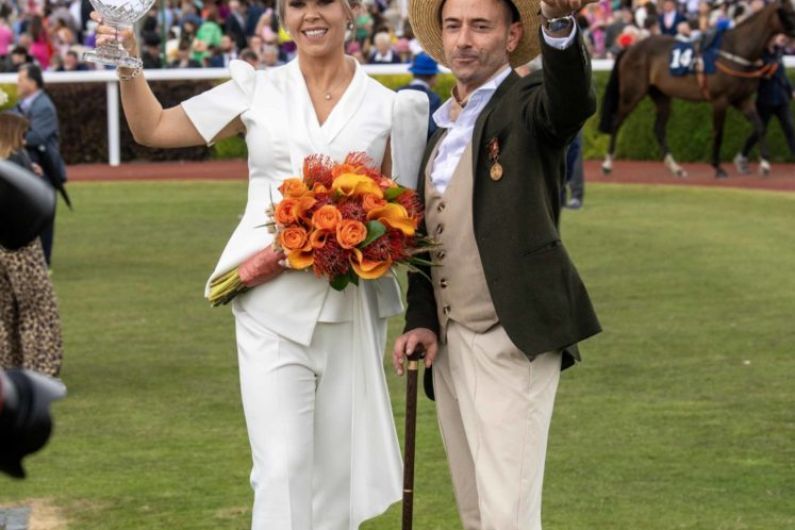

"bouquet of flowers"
[208, 153, 436, 306]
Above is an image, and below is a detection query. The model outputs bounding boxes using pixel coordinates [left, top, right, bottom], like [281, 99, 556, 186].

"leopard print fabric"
[0, 239, 63, 376]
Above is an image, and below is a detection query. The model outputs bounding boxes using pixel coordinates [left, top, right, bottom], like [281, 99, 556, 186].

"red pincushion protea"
[386, 229, 410, 261]
[313, 239, 350, 278]
[395, 190, 424, 224]
[337, 198, 367, 223]
[303, 154, 335, 189]
[362, 234, 391, 263]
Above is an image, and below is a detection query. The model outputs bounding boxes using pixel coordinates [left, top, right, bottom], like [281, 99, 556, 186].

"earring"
[347, 20, 354, 30]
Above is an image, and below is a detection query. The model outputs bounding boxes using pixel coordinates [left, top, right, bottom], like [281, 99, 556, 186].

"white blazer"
[182, 59, 428, 346]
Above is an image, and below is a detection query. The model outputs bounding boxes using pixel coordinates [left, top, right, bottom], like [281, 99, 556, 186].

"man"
[397, 52, 443, 137]
[3, 46, 33, 73]
[16, 64, 67, 267]
[393, 0, 601, 528]
[735, 33, 795, 175]
[57, 50, 89, 71]
[659, 0, 686, 36]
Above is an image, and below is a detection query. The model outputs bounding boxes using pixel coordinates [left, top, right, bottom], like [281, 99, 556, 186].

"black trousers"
[742, 103, 795, 159]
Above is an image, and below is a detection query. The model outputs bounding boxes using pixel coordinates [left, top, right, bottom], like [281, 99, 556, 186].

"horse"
[599, 0, 795, 178]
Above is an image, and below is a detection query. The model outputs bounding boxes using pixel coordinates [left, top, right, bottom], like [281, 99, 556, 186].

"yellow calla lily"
[287, 250, 314, 270]
[367, 203, 415, 236]
[331, 173, 384, 198]
[351, 249, 392, 280]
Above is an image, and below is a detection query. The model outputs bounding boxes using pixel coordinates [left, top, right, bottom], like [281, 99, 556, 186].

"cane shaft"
[402, 350, 423, 530]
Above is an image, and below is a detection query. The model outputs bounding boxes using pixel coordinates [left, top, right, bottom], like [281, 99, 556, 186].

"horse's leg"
[650, 90, 687, 178]
[602, 89, 649, 175]
[711, 102, 729, 179]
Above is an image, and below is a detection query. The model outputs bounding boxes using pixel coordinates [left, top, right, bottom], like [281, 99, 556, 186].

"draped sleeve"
[390, 89, 429, 190]
[180, 60, 257, 145]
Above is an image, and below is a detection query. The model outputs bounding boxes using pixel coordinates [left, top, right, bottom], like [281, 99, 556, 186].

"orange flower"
[336, 219, 367, 249]
[312, 205, 343, 230]
[332, 173, 384, 198]
[367, 203, 415, 236]
[287, 250, 314, 270]
[351, 248, 392, 280]
[274, 198, 299, 225]
[362, 193, 388, 212]
[331, 163, 362, 179]
[278, 227, 310, 252]
[297, 195, 318, 222]
[280, 178, 309, 198]
[310, 229, 332, 248]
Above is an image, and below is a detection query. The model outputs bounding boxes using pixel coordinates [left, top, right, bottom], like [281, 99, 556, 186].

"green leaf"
[349, 271, 359, 286]
[330, 274, 350, 291]
[384, 186, 407, 201]
[360, 220, 387, 248]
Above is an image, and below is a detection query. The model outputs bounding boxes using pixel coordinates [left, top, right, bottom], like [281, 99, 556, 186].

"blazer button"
[437, 202, 446, 213]
[440, 278, 448, 288]
[435, 224, 445, 235]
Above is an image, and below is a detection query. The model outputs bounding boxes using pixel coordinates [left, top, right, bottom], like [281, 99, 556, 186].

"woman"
[0, 112, 63, 378]
[93, 0, 427, 528]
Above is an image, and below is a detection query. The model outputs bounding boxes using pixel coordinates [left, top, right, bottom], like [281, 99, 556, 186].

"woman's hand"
[90, 11, 139, 57]
[238, 245, 288, 288]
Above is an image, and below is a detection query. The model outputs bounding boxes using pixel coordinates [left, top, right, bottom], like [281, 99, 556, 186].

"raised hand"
[540, 0, 595, 19]
[90, 11, 139, 57]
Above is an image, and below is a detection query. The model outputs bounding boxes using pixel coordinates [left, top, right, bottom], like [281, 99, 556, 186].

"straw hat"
[409, 0, 541, 68]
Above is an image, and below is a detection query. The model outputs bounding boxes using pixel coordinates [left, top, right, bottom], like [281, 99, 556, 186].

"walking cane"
[402, 346, 425, 530]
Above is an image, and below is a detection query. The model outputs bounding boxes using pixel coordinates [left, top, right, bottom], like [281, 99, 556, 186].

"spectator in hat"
[398, 52, 442, 137]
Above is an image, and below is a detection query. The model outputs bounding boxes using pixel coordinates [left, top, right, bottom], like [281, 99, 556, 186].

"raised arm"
[92, 13, 244, 148]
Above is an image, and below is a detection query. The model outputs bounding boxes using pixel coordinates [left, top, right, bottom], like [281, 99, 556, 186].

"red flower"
[303, 154, 335, 189]
[313, 238, 350, 278]
[395, 190, 424, 225]
[337, 198, 367, 223]
[386, 229, 410, 261]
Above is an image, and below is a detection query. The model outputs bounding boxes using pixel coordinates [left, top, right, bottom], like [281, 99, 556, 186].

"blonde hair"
[277, 0, 357, 27]
[0, 112, 29, 160]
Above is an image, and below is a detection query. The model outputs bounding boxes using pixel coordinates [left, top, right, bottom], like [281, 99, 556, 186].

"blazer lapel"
[471, 72, 520, 172]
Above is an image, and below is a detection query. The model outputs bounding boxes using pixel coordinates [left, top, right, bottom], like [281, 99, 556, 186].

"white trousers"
[434, 322, 562, 530]
[233, 300, 400, 530]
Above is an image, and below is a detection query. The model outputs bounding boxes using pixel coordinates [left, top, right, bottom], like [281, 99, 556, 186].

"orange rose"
[351, 248, 392, 280]
[279, 178, 309, 198]
[278, 227, 309, 252]
[367, 203, 415, 236]
[312, 205, 343, 230]
[336, 219, 367, 249]
[274, 198, 299, 225]
[362, 193, 388, 212]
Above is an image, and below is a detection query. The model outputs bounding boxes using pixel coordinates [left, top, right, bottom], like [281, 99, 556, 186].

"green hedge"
[3, 69, 792, 164]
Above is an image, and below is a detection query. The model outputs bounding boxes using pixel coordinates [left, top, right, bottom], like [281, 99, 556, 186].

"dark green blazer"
[405, 33, 602, 394]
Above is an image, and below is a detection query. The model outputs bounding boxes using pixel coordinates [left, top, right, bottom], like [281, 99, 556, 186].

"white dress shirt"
[430, 25, 578, 193]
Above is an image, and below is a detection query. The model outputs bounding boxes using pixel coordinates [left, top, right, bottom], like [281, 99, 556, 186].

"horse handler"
[393, 0, 601, 528]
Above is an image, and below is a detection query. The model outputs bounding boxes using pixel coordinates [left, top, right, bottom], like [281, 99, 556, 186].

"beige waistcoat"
[425, 139, 499, 339]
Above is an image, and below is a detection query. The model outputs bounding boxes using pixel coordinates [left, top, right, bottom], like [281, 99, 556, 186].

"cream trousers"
[434, 321, 562, 530]
[233, 299, 401, 529]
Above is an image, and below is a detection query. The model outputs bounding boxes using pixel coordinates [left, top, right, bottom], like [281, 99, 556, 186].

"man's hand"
[393, 328, 438, 376]
[540, 0, 594, 20]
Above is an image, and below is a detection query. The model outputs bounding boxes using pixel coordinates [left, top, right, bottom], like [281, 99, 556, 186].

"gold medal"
[490, 163, 503, 181]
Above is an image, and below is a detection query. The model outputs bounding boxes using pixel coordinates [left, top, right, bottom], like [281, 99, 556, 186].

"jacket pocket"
[523, 239, 562, 257]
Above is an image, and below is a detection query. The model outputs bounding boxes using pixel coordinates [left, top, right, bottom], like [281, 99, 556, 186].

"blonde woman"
[0, 112, 63, 378]
[93, 0, 428, 528]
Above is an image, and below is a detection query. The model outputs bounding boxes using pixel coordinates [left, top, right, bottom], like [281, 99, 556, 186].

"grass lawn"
[1, 181, 793, 529]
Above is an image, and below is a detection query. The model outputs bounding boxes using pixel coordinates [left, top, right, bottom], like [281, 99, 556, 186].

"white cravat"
[430, 26, 578, 193]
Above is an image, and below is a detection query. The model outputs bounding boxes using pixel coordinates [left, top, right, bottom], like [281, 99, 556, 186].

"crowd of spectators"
[577, 0, 788, 59]
[0, 0, 789, 73]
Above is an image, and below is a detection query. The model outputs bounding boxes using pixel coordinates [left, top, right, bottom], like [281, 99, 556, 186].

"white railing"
[2, 57, 793, 166]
